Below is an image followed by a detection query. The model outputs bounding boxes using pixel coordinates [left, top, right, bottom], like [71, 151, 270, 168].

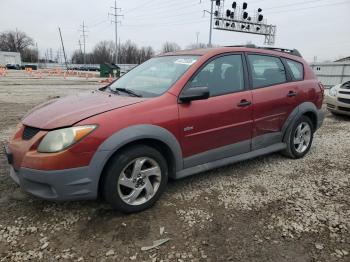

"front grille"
[338, 107, 350, 112]
[339, 91, 350, 95]
[338, 97, 350, 104]
[327, 103, 335, 109]
[22, 126, 41, 140]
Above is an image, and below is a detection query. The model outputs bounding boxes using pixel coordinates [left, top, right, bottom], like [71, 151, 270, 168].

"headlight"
[38, 125, 97, 153]
[329, 86, 337, 97]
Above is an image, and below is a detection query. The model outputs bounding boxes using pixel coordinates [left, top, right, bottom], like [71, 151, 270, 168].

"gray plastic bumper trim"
[9, 165, 95, 201]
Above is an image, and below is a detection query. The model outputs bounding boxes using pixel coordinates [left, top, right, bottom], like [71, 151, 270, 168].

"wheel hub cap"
[293, 122, 311, 154]
[117, 157, 161, 206]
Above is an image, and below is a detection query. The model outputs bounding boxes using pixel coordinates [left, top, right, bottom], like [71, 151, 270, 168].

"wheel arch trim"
[282, 102, 321, 141]
[86, 124, 183, 195]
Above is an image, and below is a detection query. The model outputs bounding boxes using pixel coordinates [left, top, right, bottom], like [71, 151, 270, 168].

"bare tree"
[161, 42, 181, 53]
[0, 30, 34, 53]
[71, 40, 155, 65]
[21, 48, 38, 62]
[119, 40, 139, 64]
[137, 45, 154, 63]
[91, 40, 115, 64]
[71, 50, 84, 64]
[186, 43, 208, 49]
[118, 41, 154, 64]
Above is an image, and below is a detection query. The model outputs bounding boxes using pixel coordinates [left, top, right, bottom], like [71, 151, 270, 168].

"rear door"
[247, 54, 299, 150]
[178, 54, 253, 168]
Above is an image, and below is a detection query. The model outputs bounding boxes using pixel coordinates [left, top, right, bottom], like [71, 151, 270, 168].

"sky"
[0, 0, 349, 62]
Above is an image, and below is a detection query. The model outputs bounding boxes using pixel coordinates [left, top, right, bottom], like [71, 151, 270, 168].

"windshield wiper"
[113, 87, 142, 97]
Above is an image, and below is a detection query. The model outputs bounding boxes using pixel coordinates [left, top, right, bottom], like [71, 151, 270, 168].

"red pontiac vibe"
[4, 46, 325, 213]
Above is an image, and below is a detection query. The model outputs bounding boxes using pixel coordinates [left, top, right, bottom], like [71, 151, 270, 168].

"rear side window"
[286, 59, 304, 81]
[247, 54, 287, 89]
[190, 54, 245, 96]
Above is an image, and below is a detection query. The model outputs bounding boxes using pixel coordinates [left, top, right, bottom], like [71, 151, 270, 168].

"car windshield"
[109, 56, 199, 97]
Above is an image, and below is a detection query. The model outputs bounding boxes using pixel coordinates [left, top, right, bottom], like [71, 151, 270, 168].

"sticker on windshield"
[174, 58, 197, 66]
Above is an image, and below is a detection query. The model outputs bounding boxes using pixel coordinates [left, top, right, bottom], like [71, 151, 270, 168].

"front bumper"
[8, 165, 97, 201]
[326, 95, 350, 116]
[4, 145, 98, 201]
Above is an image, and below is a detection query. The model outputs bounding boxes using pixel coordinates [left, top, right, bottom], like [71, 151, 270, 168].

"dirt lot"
[0, 71, 349, 262]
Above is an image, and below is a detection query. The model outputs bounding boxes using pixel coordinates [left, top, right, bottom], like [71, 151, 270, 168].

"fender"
[281, 102, 322, 141]
[85, 124, 183, 194]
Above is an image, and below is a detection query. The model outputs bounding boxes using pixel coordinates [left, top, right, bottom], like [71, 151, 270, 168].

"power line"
[124, 0, 157, 14]
[123, 17, 205, 28]
[124, 0, 200, 15]
[120, 0, 204, 26]
[129, 9, 201, 22]
[264, 0, 332, 10]
[136, 0, 200, 14]
[266, 0, 350, 14]
[109, 0, 123, 64]
[202, 0, 215, 47]
[89, 19, 110, 28]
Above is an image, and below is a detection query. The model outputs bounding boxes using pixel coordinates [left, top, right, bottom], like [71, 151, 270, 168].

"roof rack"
[225, 44, 302, 58]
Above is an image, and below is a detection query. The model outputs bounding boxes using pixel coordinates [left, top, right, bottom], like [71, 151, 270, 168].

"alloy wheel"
[293, 122, 312, 154]
[117, 157, 161, 206]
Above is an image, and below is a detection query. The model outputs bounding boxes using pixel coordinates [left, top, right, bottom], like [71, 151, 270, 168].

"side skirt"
[175, 143, 286, 179]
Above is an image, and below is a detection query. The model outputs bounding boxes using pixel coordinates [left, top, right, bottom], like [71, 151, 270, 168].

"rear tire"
[102, 145, 168, 213]
[282, 116, 314, 159]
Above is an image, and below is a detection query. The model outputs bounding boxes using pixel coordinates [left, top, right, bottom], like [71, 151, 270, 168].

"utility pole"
[119, 37, 121, 63]
[36, 42, 39, 64]
[196, 32, 200, 47]
[203, 0, 215, 47]
[58, 27, 69, 71]
[109, 0, 123, 65]
[78, 40, 83, 54]
[78, 40, 83, 63]
[79, 21, 88, 65]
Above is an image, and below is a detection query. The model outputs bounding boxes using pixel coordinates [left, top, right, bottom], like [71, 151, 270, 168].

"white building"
[0, 51, 21, 66]
[310, 57, 350, 88]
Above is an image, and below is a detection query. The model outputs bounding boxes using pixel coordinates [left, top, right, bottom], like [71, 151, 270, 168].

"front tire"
[282, 116, 314, 159]
[102, 145, 168, 213]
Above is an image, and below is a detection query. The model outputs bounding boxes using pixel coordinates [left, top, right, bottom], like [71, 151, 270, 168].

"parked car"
[4, 45, 325, 213]
[6, 64, 21, 70]
[325, 80, 350, 116]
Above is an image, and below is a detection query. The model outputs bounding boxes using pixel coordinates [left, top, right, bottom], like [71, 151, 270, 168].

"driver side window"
[190, 54, 245, 97]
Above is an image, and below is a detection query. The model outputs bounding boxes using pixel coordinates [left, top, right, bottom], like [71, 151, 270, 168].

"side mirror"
[179, 86, 210, 103]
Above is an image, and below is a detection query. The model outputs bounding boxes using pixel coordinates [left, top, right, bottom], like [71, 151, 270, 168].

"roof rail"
[225, 44, 302, 58]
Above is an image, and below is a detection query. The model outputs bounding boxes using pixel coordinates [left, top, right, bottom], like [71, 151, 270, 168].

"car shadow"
[329, 113, 350, 121]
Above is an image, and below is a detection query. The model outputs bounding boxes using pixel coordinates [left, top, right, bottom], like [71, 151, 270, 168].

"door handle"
[237, 99, 252, 107]
[287, 91, 297, 97]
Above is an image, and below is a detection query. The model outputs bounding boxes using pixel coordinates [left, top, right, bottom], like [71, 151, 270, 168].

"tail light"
[318, 82, 325, 98]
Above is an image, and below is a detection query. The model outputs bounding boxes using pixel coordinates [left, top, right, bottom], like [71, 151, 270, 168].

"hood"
[22, 91, 145, 129]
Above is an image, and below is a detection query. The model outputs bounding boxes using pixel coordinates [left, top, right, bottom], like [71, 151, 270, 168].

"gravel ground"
[0, 71, 349, 262]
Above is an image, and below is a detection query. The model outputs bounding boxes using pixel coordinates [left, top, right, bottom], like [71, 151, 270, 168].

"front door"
[246, 54, 299, 150]
[178, 54, 253, 168]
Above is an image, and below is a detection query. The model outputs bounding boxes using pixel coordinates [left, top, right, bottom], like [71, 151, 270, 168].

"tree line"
[71, 40, 184, 64]
[71, 40, 156, 64]
[0, 30, 38, 62]
[0, 29, 209, 65]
